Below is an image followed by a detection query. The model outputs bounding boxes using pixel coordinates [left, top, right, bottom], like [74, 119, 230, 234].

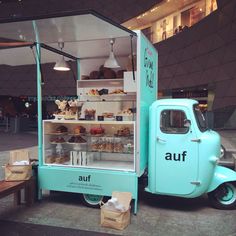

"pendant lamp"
[53, 41, 70, 71]
[104, 38, 120, 68]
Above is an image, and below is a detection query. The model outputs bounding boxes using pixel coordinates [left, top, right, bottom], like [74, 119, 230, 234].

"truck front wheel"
[81, 194, 104, 208]
[208, 182, 236, 210]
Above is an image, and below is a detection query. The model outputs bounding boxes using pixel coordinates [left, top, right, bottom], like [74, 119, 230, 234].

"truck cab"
[147, 99, 221, 198]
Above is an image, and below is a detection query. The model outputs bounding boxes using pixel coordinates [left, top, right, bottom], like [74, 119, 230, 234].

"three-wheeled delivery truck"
[0, 11, 236, 213]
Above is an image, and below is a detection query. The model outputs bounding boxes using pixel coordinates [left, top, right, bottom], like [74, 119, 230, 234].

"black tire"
[208, 182, 236, 210]
[81, 194, 104, 208]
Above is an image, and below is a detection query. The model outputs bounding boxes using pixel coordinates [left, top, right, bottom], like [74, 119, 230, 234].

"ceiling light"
[104, 38, 120, 68]
[137, 15, 142, 19]
[53, 41, 70, 71]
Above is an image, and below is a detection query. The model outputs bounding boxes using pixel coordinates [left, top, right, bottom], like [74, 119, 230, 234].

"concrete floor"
[0, 131, 236, 236]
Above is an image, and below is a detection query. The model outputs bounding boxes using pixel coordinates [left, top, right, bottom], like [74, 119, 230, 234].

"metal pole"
[33, 22, 43, 166]
[33, 21, 42, 160]
[77, 59, 80, 81]
[33, 20, 43, 200]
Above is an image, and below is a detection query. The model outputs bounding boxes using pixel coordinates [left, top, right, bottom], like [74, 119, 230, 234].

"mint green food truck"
[0, 11, 235, 213]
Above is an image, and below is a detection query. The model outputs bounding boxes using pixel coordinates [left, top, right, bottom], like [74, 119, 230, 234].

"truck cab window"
[194, 105, 207, 132]
[160, 110, 189, 134]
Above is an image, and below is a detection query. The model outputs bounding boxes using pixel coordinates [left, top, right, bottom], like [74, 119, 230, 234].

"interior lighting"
[199, 8, 203, 12]
[53, 41, 70, 71]
[104, 38, 120, 68]
[25, 102, 30, 108]
[137, 15, 142, 19]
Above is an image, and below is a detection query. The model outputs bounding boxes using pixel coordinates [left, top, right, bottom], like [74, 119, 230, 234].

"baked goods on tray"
[74, 125, 86, 134]
[68, 136, 87, 143]
[115, 127, 131, 136]
[55, 125, 68, 133]
[90, 127, 105, 135]
[50, 137, 66, 143]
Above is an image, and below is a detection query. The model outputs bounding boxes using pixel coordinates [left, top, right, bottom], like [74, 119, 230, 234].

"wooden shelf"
[78, 78, 123, 88]
[46, 132, 68, 135]
[78, 93, 136, 102]
[44, 160, 134, 172]
[44, 120, 135, 125]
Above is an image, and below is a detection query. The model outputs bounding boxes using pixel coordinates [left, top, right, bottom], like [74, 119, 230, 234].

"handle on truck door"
[191, 138, 201, 143]
[157, 137, 166, 142]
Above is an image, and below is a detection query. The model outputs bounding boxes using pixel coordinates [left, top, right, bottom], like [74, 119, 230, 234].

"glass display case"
[43, 120, 135, 171]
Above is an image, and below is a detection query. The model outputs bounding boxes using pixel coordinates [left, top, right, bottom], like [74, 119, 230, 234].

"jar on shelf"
[45, 148, 56, 164]
[124, 140, 134, 154]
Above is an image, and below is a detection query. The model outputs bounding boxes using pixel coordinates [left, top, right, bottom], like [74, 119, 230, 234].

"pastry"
[91, 142, 99, 151]
[114, 142, 124, 152]
[118, 109, 132, 115]
[116, 127, 131, 136]
[109, 89, 126, 94]
[55, 155, 70, 164]
[105, 142, 114, 152]
[68, 136, 87, 143]
[89, 71, 100, 79]
[55, 125, 68, 133]
[104, 69, 116, 79]
[84, 109, 96, 120]
[74, 125, 86, 134]
[45, 156, 55, 163]
[88, 89, 99, 96]
[90, 127, 104, 135]
[102, 112, 114, 118]
[116, 70, 126, 78]
[50, 137, 65, 143]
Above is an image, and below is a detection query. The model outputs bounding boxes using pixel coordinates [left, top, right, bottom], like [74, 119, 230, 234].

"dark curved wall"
[155, 0, 236, 111]
[0, 62, 77, 96]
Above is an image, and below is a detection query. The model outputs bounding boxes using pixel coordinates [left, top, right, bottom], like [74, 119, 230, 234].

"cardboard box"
[101, 191, 132, 230]
[4, 149, 32, 181]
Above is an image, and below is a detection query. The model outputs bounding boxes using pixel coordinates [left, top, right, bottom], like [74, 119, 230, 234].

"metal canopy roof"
[0, 11, 137, 65]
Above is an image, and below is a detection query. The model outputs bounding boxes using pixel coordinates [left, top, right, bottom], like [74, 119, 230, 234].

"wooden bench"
[0, 177, 35, 206]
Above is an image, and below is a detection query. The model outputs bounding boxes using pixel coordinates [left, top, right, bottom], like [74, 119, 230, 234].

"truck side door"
[155, 106, 199, 195]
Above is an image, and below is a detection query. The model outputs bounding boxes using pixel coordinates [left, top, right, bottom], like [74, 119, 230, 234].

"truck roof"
[154, 98, 198, 107]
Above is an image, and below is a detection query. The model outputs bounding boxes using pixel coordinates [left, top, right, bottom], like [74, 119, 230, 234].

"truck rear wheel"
[81, 194, 103, 208]
[208, 182, 236, 210]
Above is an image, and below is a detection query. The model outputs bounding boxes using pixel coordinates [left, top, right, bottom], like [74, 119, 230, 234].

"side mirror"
[184, 119, 191, 128]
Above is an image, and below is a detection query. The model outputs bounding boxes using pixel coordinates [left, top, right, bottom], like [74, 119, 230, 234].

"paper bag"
[5, 164, 32, 181]
[101, 191, 132, 230]
[4, 149, 32, 181]
[9, 149, 29, 164]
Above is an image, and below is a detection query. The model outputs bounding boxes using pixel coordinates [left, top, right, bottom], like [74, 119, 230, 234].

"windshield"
[194, 105, 208, 132]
